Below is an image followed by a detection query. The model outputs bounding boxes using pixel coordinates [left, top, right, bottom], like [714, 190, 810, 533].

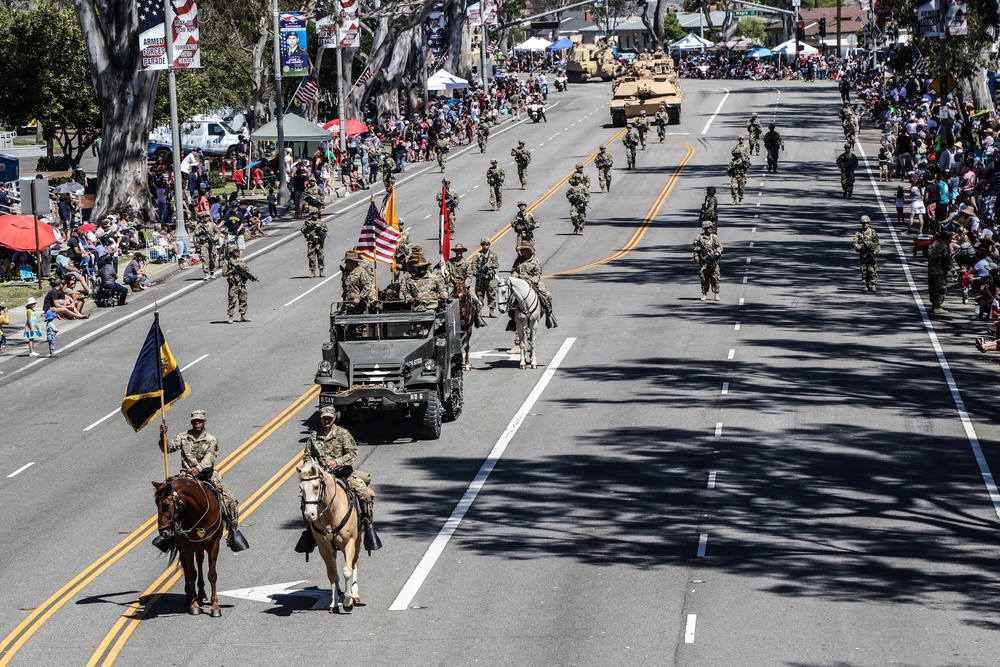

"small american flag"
[486, 40, 498, 55]
[855, 15, 865, 24]
[351, 64, 374, 91]
[913, 45, 927, 71]
[293, 78, 319, 105]
[357, 201, 402, 265]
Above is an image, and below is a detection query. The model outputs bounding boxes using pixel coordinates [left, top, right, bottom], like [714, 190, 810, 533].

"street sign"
[930, 71, 959, 96]
[734, 10, 758, 16]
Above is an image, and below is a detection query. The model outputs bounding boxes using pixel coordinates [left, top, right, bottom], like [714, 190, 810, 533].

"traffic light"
[818, 17, 827, 37]
[795, 20, 805, 41]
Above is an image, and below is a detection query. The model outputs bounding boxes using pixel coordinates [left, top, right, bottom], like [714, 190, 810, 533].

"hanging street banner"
[483, 0, 499, 25]
[280, 12, 310, 77]
[917, 0, 942, 37]
[317, 15, 339, 48]
[172, 0, 202, 69]
[138, 0, 168, 70]
[338, 0, 361, 48]
[945, 0, 968, 35]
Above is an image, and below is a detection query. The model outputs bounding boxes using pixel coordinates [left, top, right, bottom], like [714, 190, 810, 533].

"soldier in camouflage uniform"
[302, 404, 375, 529]
[700, 186, 718, 231]
[746, 112, 763, 156]
[160, 410, 242, 548]
[927, 231, 954, 314]
[473, 237, 500, 317]
[634, 110, 650, 149]
[398, 244, 426, 296]
[837, 143, 859, 198]
[566, 174, 591, 235]
[446, 244, 482, 314]
[727, 157, 748, 205]
[341, 250, 375, 315]
[476, 118, 491, 153]
[511, 139, 531, 189]
[393, 227, 412, 281]
[595, 145, 613, 192]
[654, 103, 669, 142]
[194, 212, 220, 281]
[763, 124, 784, 173]
[436, 134, 451, 172]
[436, 179, 460, 232]
[381, 150, 396, 190]
[511, 201, 540, 248]
[487, 159, 505, 210]
[223, 245, 251, 323]
[304, 177, 325, 213]
[694, 220, 723, 301]
[622, 124, 638, 169]
[732, 135, 751, 164]
[838, 103, 857, 146]
[511, 242, 556, 328]
[852, 215, 881, 292]
[300, 210, 328, 278]
[572, 162, 591, 189]
[402, 258, 449, 312]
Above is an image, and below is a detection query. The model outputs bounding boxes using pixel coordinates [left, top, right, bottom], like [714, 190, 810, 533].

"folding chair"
[18, 265, 37, 283]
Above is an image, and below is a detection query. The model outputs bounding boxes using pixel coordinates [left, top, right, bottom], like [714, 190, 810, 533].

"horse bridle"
[499, 277, 537, 317]
[300, 473, 356, 539]
[163, 478, 221, 543]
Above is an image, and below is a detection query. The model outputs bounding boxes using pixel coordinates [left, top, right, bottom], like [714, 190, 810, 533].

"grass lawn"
[0, 280, 49, 308]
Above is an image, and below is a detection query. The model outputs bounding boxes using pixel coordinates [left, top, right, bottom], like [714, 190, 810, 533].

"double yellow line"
[0, 385, 319, 667]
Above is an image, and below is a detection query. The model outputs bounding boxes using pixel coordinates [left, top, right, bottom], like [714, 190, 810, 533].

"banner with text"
[172, 0, 201, 69]
[339, 0, 361, 47]
[139, 0, 168, 70]
[280, 12, 310, 77]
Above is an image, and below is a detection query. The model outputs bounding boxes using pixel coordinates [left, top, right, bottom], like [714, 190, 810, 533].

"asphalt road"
[3, 79, 1000, 667]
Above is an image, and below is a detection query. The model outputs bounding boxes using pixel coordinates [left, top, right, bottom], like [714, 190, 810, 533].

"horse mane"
[300, 460, 324, 478]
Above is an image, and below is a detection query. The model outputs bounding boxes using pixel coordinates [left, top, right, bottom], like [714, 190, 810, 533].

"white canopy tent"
[427, 68, 470, 91]
[512, 36, 553, 51]
[772, 39, 819, 55]
[669, 33, 715, 50]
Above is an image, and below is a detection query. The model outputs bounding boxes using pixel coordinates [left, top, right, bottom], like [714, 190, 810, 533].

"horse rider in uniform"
[763, 124, 784, 173]
[511, 242, 557, 329]
[380, 149, 396, 191]
[446, 244, 486, 326]
[595, 145, 613, 192]
[746, 112, 763, 156]
[622, 123, 638, 169]
[694, 220, 723, 301]
[194, 212, 220, 281]
[566, 174, 591, 236]
[654, 103, 669, 142]
[160, 410, 246, 551]
[223, 245, 252, 324]
[487, 159, 506, 210]
[436, 179, 460, 232]
[402, 257, 449, 312]
[302, 405, 378, 550]
[511, 201, 540, 248]
[837, 142, 859, 199]
[511, 139, 531, 189]
[473, 237, 500, 317]
[300, 210, 327, 278]
[634, 110, 650, 149]
[341, 250, 375, 315]
[852, 215, 881, 292]
[476, 118, 491, 153]
[700, 186, 719, 231]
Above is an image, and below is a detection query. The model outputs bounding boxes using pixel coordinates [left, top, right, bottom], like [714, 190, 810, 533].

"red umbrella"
[322, 118, 369, 136]
[78, 223, 98, 233]
[0, 214, 60, 252]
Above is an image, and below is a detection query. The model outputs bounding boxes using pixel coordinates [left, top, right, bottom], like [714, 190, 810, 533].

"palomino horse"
[151, 476, 225, 617]
[453, 280, 474, 371]
[298, 461, 362, 613]
[497, 276, 543, 369]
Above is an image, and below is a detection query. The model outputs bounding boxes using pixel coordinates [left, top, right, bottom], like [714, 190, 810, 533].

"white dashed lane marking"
[697, 533, 708, 557]
[685, 614, 698, 643]
[7, 462, 35, 478]
[728, 349, 735, 360]
[707, 471, 717, 488]
[721, 382, 729, 395]
[715, 423, 723, 437]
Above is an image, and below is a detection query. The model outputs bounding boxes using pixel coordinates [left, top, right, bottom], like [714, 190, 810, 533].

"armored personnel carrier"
[609, 49, 683, 126]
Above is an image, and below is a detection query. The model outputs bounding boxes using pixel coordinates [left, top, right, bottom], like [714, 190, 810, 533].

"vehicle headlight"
[318, 361, 332, 376]
[422, 359, 437, 373]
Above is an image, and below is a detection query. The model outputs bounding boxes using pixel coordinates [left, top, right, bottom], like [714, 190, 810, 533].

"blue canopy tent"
[746, 47, 773, 58]
[546, 37, 573, 51]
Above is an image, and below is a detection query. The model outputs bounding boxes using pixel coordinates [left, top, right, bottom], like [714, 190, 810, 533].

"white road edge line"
[701, 89, 730, 135]
[697, 533, 708, 557]
[83, 354, 209, 431]
[283, 273, 340, 308]
[7, 462, 35, 478]
[389, 337, 578, 611]
[685, 614, 697, 643]
[857, 142, 1000, 521]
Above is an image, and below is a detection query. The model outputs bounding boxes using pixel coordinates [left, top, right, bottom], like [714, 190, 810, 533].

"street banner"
[483, 0, 498, 25]
[139, 0, 168, 70]
[280, 12, 310, 77]
[317, 15, 339, 48]
[917, 0, 943, 37]
[172, 0, 201, 69]
[945, 0, 967, 35]
[339, 0, 361, 47]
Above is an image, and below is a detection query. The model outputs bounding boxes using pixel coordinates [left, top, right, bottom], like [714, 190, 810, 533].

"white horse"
[497, 276, 543, 369]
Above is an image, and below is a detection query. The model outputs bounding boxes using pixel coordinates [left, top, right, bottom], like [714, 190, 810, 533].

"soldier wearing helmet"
[746, 112, 763, 156]
[852, 215, 881, 292]
[510, 200, 540, 248]
[487, 158, 506, 210]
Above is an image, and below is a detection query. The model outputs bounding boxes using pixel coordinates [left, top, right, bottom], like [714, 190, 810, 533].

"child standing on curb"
[0, 301, 8, 355]
[23, 297, 42, 357]
[44, 310, 58, 357]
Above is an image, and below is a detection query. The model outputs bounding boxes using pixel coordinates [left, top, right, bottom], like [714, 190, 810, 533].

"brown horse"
[453, 281, 474, 371]
[151, 476, 225, 617]
[298, 462, 363, 613]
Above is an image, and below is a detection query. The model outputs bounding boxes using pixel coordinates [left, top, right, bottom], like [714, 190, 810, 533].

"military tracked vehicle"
[609, 49, 683, 126]
[566, 37, 619, 83]
[314, 300, 465, 440]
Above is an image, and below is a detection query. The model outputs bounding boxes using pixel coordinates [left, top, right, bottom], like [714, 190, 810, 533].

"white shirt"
[180, 152, 199, 175]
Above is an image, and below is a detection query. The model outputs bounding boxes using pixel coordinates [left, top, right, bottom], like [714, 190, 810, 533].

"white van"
[148, 115, 243, 159]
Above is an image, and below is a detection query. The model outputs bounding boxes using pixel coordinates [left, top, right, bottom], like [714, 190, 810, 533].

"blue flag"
[122, 312, 189, 432]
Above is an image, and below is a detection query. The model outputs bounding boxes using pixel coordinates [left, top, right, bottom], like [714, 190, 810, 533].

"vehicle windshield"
[334, 320, 435, 342]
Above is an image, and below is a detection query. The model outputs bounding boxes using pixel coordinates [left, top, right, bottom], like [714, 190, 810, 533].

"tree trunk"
[968, 64, 996, 113]
[445, 0, 472, 81]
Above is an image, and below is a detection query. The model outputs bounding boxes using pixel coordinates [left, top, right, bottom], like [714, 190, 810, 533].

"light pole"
[271, 0, 288, 201]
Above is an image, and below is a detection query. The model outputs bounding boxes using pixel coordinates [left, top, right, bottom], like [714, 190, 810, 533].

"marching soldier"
[160, 410, 246, 551]
[763, 124, 784, 173]
[727, 156, 748, 205]
[927, 230, 954, 314]
[511, 242, 557, 329]
[595, 145, 613, 192]
[634, 110, 650, 149]
[839, 103, 858, 146]
[381, 149, 396, 190]
[304, 177, 325, 213]
[402, 257, 449, 312]
[511, 201, 540, 247]
[436, 179, 460, 232]
[837, 143, 859, 199]
[341, 250, 376, 315]
[223, 245, 251, 323]
[566, 174, 591, 236]
[436, 133, 451, 171]
[852, 215, 880, 292]
[487, 159, 506, 210]
[746, 112, 763, 156]
[693, 220, 723, 301]
[300, 210, 327, 278]
[623, 123, 638, 169]
[473, 237, 500, 317]
[476, 118, 491, 153]
[572, 162, 591, 190]
[700, 186, 718, 230]
[194, 212, 220, 281]
[732, 135, 751, 164]
[511, 139, 531, 189]
[654, 103, 669, 142]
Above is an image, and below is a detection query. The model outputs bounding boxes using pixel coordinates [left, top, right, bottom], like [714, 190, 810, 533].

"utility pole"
[836, 0, 842, 59]
[271, 0, 288, 201]
[336, 45, 347, 193]
[422, 22, 429, 112]
[163, 0, 187, 241]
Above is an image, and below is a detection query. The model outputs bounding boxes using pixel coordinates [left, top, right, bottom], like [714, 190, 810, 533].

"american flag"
[139, 0, 165, 35]
[913, 45, 927, 71]
[486, 40, 498, 55]
[351, 64, 375, 91]
[855, 15, 865, 24]
[357, 201, 402, 265]
[293, 78, 319, 105]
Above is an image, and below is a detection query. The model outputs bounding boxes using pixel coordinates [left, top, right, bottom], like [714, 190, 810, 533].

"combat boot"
[241, 316, 252, 322]
[319, 270, 325, 277]
[309, 271, 315, 279]
[714, 293, 721, 301]
[228, 316, 234, 324]
[700, 293, 707, 301]
[489, 309, 497, 318]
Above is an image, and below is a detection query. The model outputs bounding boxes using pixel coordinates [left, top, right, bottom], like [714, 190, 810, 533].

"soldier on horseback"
[511, 242, 557, 329]
[445, 244, 486, 327]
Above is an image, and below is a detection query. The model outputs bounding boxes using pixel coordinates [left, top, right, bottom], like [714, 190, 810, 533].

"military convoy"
[566, 37, 620, 83]
[314, 300, 465, 440]
[609, 48, 683, 127]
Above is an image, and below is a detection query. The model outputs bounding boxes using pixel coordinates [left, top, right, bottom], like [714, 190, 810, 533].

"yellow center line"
[0, 385, 319, 667]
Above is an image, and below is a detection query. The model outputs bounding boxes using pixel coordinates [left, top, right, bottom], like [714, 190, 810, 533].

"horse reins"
[301, 474, 357, 539]
[166, 478, 222, 543]
[501, 278, 538, 316]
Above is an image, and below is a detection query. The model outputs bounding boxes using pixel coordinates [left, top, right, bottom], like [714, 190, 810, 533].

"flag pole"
[154, 310, 170, 480]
